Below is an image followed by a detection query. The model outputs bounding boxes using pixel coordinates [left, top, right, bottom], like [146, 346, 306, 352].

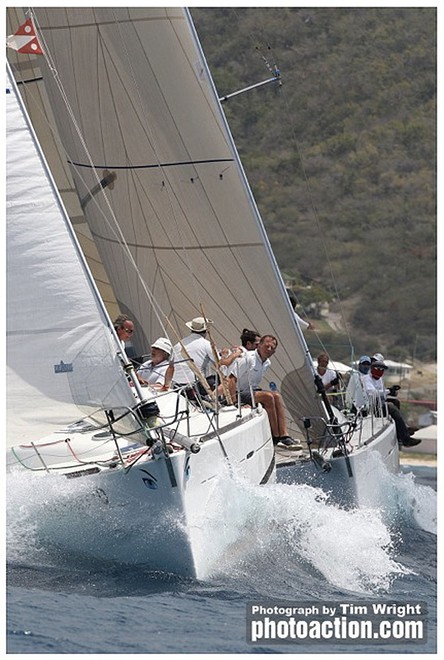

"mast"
[14, 7, 327, 432]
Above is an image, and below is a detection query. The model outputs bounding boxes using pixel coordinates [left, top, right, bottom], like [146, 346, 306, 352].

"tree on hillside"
[191, 7, 436, 361]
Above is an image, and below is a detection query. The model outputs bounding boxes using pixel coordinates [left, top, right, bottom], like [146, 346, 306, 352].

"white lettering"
[372, 603, 422, 617]
[251, 620, 262, 642]
[322, 605, 336, 616]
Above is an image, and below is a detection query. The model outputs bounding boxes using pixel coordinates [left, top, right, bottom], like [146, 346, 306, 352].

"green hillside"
[191, 7, 436, 363]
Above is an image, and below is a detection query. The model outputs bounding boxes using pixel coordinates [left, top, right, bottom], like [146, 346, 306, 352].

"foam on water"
[6, 470, 94, 568]
[6, 456, 436, 594]
[351, 451, 437, 534]
[186, 467, 411, 593]
[386, 466, 437, 534]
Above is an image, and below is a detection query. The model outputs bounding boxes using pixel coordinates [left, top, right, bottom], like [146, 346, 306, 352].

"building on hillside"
[312, 358, 351, 374]
[351, 359, 413, 381]
[383, 360, 413, 380]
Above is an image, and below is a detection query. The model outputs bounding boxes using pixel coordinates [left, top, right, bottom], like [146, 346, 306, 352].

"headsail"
[9, 7, 326, 430]
[6, 62, 139, 445]
[6, 7, 121, 323]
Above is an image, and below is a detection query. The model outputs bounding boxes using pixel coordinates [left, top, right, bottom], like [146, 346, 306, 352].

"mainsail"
[6, 62, 139, 445]
[8, 7, 326, 430]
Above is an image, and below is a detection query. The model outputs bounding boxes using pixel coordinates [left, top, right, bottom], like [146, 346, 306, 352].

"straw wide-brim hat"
[185, 316, 213, 332]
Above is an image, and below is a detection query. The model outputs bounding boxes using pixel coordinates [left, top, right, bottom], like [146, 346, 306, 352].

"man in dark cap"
[362, 360, 420, 448]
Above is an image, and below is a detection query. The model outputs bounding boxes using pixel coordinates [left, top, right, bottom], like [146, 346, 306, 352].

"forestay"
[6, 63, 139, 445]
[13, 7, 326, 431]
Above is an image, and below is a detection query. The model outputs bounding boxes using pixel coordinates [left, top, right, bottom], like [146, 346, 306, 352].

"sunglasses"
[123, 327, 134, 334]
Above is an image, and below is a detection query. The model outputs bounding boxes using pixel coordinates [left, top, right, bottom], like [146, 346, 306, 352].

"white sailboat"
[6, 58, 275, 577]
[6, 8, 399, 576]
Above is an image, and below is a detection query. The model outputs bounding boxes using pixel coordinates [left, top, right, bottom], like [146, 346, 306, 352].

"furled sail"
[6, 62, 139, 445]
[11, 7, 326, 430]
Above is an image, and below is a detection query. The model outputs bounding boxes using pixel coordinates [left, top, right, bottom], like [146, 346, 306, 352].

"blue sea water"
[6, 461, 437, 655]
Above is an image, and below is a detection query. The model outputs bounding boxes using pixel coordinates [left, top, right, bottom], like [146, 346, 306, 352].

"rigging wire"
[28, 9, 176, 342]
[28, 7, 253, 346]
[9, 7, 330, 434]
[231, 6, 281, 79]
[193, 8, 332, 431]
[107, 7, 206, 329]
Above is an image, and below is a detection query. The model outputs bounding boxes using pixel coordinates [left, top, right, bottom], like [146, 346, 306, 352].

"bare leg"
[254, 391, 279, 436]
[273, 392, 289, 437]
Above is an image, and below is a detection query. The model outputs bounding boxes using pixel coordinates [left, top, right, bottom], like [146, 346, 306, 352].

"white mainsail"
[9, 7, 326, 430]
[6, 62, 139, 446]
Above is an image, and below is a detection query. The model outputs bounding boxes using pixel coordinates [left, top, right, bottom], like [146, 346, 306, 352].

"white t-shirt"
[229, 349, 270, 393]
[172, 333, 215, 384]
[316, 367, 337, 388]
[137, 359, 170, 386]
[345, 370, 369, 409]
[362, 373, 389, 400]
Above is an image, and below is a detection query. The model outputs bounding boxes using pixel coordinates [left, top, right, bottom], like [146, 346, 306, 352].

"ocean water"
[6, 459, 437, 654]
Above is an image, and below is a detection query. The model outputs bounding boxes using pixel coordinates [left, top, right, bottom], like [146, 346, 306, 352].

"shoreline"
[399, 453, 436, 467]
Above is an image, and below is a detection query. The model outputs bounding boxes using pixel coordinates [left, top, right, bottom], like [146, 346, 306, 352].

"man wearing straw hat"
[172, 316, 241, 392]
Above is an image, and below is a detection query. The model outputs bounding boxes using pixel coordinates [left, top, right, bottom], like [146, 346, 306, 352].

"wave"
[6, 457, 435, 596]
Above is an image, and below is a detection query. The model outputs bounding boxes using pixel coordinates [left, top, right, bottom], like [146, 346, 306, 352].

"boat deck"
[274, 445, 307, 468]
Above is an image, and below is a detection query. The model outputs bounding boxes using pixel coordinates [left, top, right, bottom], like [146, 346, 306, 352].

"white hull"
[7, 393, 400, 576]
[277, 414, 399, 508]
[7, 392, 275, 578]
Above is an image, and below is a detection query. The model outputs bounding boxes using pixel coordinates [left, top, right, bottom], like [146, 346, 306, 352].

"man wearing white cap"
[370, 352, 401, 408]
[172, 317, 242, 389]
[137, 337, 174, 390]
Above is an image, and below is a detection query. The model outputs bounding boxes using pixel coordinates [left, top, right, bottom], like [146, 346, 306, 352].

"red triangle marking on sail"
[6, 18, 43, 55]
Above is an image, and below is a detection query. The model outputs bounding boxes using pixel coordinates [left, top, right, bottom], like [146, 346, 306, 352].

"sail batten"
[70, 159, 235, 169]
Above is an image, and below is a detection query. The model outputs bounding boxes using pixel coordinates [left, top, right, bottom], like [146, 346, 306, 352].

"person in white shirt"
[370, 352, 401, 408]
[362, 360, 420, 448]
[172, 317, 242, 392]
[227, 334, 301, 449]
[345, 355, 371, 411]
[137, 337, 173, 389]
[358, 355, 371, 376]
[294, 313, 313, 331]
[239, 328, 261, 354]
[218, 329, 260, 383]
[315, 353, 339, 391]
[113, 314, 146, 384]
